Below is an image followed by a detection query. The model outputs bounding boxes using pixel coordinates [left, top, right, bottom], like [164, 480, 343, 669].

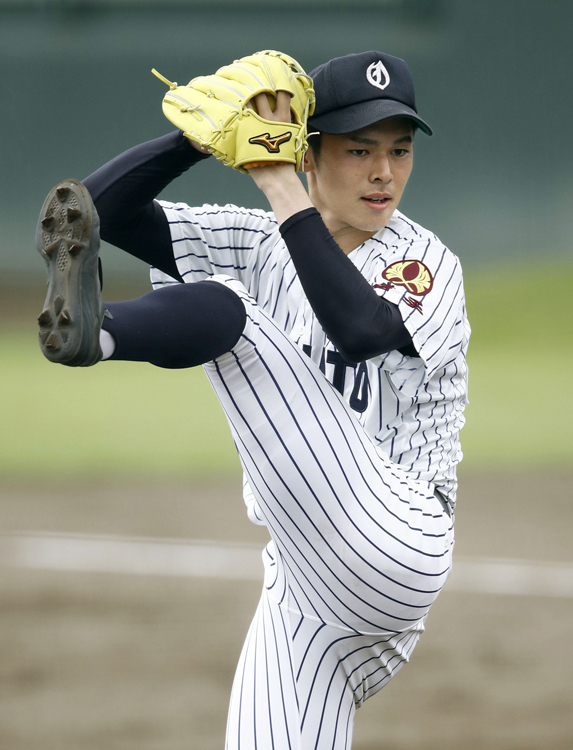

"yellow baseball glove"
[152, 50, 315, 173]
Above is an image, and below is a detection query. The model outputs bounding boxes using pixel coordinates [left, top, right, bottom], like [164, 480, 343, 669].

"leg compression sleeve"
[102, 281, 246, 369]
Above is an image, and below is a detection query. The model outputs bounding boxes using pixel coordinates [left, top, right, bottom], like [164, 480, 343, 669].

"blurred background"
[1, 1, 572, 748]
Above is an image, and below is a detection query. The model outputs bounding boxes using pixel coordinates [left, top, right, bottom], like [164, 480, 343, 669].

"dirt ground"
[0, 470, 572, 750]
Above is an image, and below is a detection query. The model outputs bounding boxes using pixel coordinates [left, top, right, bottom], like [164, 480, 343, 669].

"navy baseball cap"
[307, 51, 432, 136]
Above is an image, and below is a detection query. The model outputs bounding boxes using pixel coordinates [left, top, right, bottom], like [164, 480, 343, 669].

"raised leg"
[202, 275, 454, 636]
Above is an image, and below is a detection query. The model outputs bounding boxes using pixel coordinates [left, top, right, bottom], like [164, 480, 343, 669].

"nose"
[370, 154, 392, 184]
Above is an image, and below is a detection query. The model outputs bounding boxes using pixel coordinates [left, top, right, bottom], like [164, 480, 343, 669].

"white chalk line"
[1, 531, 573, 599]
[0, 532, 264, 581]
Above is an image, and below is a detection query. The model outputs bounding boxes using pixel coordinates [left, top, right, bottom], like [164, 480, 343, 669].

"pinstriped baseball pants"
[202, 277, 454, 750]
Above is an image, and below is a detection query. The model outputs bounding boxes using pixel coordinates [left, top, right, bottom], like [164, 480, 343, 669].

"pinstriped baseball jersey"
[150, 201, 469, 509]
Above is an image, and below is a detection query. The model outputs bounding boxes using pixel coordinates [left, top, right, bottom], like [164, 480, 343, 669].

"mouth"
[361, 193, 392, 211]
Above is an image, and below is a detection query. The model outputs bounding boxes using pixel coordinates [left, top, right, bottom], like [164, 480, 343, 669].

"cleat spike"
[44, 240, 59, 259]
[54, 295, 64, 316]
[60, 330, 69, 343]
[45, 333, 59, 350]
[41, 216, 56, 231]
[38, 310, 52, 326]
[67, 207, 82, 223]
[68, 242, 84, 256]
[57, 310, 71, 326]
[56, 186, 70, 202]
[39, 330, 49, 345]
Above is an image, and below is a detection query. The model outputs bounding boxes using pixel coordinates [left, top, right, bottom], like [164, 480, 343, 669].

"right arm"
[83, 130, 210, 281]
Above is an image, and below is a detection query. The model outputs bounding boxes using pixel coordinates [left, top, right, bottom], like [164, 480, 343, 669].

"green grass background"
[2, 259, 571, 480]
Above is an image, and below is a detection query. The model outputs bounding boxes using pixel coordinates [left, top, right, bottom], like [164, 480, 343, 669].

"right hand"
[246, 90, 292, 123]
[189, 90, 293, 156]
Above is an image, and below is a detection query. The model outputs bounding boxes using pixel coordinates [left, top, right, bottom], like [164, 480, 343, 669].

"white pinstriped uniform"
[150, 201, 469, 749]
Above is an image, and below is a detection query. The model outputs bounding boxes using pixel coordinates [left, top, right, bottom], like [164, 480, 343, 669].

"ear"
[301, 147, 316, 173]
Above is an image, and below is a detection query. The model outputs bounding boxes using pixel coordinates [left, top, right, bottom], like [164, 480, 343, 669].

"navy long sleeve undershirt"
[83, 130, 208, 282]
[279, 209, 416, 361]
[83, 130, 417, 362]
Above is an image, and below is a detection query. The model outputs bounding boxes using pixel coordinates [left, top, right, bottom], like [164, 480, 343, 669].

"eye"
[349, 149, 368, 157]
[392, 148, 410, 157]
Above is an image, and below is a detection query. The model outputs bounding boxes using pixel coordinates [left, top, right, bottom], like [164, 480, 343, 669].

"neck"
[311, 204, 380, 255]
[327, 223, 378, 255]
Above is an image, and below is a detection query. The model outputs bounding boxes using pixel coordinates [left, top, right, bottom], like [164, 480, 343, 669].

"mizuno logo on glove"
[248, 131, 293, 153]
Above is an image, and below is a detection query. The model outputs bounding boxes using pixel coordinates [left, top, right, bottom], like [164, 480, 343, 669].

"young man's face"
[305, 117, 415, 239]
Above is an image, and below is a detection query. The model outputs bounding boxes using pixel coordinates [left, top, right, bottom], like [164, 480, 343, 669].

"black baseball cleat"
[36, 178, 107, 367]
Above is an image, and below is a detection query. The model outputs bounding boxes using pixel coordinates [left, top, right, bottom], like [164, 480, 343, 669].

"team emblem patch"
[366, 60, 391, 91]
[248, 131, 292, 153]
[374, 260, 433, 314]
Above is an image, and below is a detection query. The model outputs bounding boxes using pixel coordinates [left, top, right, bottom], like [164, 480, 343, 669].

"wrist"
[250, 165, 313, 224]
[249, 162, 297, 189]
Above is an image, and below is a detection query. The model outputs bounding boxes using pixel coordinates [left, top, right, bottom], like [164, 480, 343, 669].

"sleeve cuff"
[279, 207, 320, 236]
[174, 130, 212, 164]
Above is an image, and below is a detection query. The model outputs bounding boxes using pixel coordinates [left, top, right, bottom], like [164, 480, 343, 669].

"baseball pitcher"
[36, 50, 470, 749]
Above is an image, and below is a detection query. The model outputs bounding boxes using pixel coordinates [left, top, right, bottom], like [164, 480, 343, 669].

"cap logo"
[366, 61, 391, 91]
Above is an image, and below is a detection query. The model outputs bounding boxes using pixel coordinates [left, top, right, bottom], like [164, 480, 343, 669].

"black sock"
[102, 281, 246, 369]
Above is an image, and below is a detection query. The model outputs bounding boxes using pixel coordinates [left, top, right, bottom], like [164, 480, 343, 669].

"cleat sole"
[54, 295, 64, 315]
[35, 178, 104, 366]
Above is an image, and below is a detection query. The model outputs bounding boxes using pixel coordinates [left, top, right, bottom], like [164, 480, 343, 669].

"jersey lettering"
[349, 361, 369, 413]
[303, 345, 370, 412]
[326, 350, 353, 394]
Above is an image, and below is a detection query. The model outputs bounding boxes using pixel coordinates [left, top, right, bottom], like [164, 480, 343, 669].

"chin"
[356, 217, 390, 233]
[353, 207, 395, 234]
